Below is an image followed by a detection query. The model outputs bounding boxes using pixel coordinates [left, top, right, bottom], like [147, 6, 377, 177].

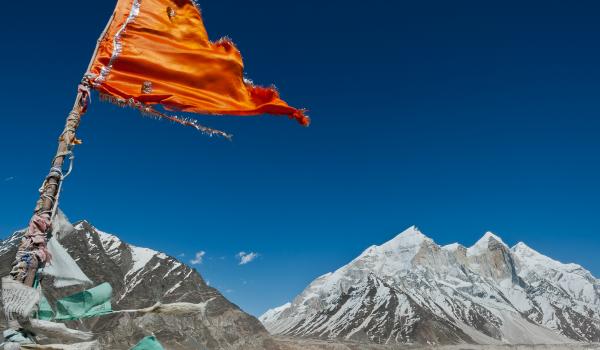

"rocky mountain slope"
[0, 212, 279, 350]
[260, 227, 600, 346]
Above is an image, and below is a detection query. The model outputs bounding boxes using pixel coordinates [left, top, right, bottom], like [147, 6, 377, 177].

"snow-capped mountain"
[0, 211, 276, 350]
[260, 226, 600, 345]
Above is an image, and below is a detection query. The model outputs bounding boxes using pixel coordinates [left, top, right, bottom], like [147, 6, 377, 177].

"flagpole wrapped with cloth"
[4, 0, 307, 341]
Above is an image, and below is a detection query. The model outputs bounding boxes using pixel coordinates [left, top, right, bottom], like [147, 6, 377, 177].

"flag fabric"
[130, 336, 166, 350]
[86, 0, 308, 136]
[55, 282, 113, 321]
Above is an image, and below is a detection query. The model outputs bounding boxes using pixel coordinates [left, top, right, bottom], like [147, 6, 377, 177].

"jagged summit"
[369, 227, 516, 257]
[379, 225, 429, 250]
[480, 231, 505, 243]
[467, 231, 507, 256]
[510, 241, 546, 260]
[511, 241, 552, 265]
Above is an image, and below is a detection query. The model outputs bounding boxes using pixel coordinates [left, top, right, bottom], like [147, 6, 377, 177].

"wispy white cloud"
[178, 253, 186, 258]
[236, 251, 259, 265]
[3, 177, 14, 182]
[190, 251, 206, 265]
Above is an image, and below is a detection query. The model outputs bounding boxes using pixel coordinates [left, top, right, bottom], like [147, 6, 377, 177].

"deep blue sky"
[1, 0, 599, 316]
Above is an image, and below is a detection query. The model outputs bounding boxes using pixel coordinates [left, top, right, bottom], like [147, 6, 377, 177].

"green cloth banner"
[130, 336, 165, 350]
[37, 295, 55, 321]
[55, 282, 113, 321]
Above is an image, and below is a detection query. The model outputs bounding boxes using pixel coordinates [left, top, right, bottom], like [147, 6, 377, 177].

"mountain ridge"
[260, 226, 600, 345]
[0, 211, 280, 349]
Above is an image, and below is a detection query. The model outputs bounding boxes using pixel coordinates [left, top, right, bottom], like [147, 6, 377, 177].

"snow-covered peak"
[511, 242, 535, 255]
[352, 226, 432, 264]
[285, 226, 434, 313]
[379, 225, 430, 250]
[467, 231, 507, 256]
[354, 225, 434, 269]
[511, 241, 581, 271]
[512, 242, 557, 266]
[480, 231, 506, 245]
[511, 241, 599, 307]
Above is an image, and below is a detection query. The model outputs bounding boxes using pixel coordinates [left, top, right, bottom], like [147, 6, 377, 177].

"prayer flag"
[86, 0, 309, 137]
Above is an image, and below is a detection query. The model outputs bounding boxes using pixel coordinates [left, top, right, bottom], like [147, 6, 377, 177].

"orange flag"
[86, 0, 308, 137]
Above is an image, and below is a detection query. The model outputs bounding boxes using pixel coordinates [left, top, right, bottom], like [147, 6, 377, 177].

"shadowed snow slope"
[261, 226, 600, 346]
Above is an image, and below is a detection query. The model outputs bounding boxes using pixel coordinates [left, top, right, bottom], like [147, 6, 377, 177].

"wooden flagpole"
[11, 84, 89, 287]
[9, 14, 115, 288]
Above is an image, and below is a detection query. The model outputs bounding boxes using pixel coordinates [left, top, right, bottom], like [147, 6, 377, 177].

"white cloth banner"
[41, 237, 92, 288]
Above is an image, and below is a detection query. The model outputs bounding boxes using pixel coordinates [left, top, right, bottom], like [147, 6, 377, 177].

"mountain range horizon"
[3, 220, 597, 316]
[261, 225, 600, 345]
[366, 226, 590, 269]
[1, 213, 599, 348]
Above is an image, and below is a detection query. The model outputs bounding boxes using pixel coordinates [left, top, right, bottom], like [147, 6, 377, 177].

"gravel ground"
[274, 337, 600, 350]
